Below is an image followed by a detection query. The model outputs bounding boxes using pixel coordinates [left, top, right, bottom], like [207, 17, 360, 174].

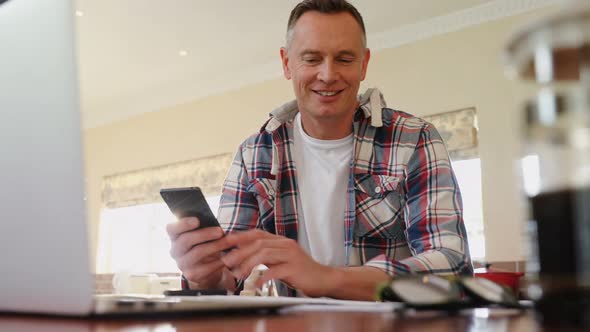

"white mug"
[112, 272, 157, 294]
[149, 276, 182, 295]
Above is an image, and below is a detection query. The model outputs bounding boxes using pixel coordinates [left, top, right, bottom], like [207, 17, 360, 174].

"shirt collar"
[261, 88, 387, 133]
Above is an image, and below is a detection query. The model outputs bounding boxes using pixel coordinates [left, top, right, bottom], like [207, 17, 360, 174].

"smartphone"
[164, 289, 227, 296]
[160, 187, 220, 229]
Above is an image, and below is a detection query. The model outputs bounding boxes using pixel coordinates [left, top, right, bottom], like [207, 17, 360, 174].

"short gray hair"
[285, 0, 367, 49]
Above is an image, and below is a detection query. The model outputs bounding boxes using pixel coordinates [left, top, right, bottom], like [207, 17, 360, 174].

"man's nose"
[317, 61, 338, 84]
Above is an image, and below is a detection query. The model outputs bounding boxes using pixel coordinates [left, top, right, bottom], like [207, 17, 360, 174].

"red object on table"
[474, 264, 525, 295]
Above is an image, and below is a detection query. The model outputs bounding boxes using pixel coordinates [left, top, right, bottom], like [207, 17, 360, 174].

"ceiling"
[74, 0, 552, 128]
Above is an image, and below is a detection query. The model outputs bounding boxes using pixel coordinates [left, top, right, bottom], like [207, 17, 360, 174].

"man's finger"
[256, 264, 291, 289]
[170, 226, 224, 258]
[166, 217, 200, 240]
[179, 238, 234, 267]
[221, 237, 290, 268]
[182, 259, 226, 284]
[231, 248, 289, 279]
[223, 229, 275, 247]
[177, 247, 217, 271]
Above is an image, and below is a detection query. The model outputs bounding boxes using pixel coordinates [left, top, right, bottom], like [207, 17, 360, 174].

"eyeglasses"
[376, 275, 523, 311]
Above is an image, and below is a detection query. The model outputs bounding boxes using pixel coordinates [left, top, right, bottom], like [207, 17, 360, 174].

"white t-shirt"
[293, 112, 360, 267]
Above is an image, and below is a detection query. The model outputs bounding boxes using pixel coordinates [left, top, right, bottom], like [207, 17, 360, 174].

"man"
[167, 0, 472, 301]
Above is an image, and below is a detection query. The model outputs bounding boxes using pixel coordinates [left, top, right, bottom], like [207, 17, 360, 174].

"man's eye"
[339, 58, 354, 63]
[303, 58, 320, 64]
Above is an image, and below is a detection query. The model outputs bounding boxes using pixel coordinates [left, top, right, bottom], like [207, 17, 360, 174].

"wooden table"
[0, 308, 580, 332]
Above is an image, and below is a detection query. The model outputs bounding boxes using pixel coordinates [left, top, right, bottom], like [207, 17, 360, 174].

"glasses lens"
[390, 275, 459, 305]
[461, 277, 518, 305]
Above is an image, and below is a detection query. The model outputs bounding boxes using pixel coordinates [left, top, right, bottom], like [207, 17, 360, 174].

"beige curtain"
[102, 153, 233, 209]
[422, 107, 479, 161]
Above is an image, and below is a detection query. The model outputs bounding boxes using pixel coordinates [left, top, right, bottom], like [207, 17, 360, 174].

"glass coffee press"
[504, 2, 590, 326]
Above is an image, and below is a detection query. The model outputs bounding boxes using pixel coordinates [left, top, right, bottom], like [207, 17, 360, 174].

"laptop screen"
[0, 0, 93, 315]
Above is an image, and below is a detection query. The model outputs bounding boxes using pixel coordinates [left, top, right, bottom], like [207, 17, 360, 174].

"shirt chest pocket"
[354, 174, 405, 240]
[246, 177, 276, 231]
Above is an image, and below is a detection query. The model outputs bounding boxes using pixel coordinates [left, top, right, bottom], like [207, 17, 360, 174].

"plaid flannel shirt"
[218, 88, 473, 283]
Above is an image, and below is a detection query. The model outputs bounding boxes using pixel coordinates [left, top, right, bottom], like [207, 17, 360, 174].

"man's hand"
[220, 229, 337, 297]
[166, 217, 233, 290]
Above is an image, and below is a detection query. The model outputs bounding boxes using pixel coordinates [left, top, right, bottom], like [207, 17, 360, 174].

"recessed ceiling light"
[178, 50, 188, 57]
[75, 10, 84, 17]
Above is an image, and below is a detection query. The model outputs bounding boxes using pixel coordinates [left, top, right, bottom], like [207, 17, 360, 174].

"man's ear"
[280, 47, 292, 80]
[360, 48, 371, 81]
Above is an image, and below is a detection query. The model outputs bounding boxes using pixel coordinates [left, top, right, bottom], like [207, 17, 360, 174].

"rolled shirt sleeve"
[364, 123, 473, 277]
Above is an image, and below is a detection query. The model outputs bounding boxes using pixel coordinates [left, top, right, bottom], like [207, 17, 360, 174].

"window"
[96, 196, 221, 274]
[520, 154, 541, 273]
[451, 158, 485, 259]
[521, 154, 541, 196]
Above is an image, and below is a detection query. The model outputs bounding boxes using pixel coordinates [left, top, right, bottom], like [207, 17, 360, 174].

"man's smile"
[312, 89, 344, 97]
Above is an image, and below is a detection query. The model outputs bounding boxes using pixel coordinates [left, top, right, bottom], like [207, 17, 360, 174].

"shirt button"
[374, 186, 382, 194]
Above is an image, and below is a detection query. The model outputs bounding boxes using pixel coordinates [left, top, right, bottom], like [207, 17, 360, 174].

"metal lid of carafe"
[504, 2, 590, 82]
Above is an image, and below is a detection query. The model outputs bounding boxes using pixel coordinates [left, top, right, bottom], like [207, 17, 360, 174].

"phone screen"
[160, 187, 220, 228]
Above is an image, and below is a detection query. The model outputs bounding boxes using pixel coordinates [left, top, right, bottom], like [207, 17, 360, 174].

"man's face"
[281, 11, 370, 123]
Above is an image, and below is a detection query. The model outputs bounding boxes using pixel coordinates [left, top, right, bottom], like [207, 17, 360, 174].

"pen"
[234, 278, 244, 295]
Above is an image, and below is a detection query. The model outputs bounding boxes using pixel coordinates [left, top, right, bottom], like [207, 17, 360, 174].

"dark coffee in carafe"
[531, 188, 590, 278]
[530, 187, 590, 325]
